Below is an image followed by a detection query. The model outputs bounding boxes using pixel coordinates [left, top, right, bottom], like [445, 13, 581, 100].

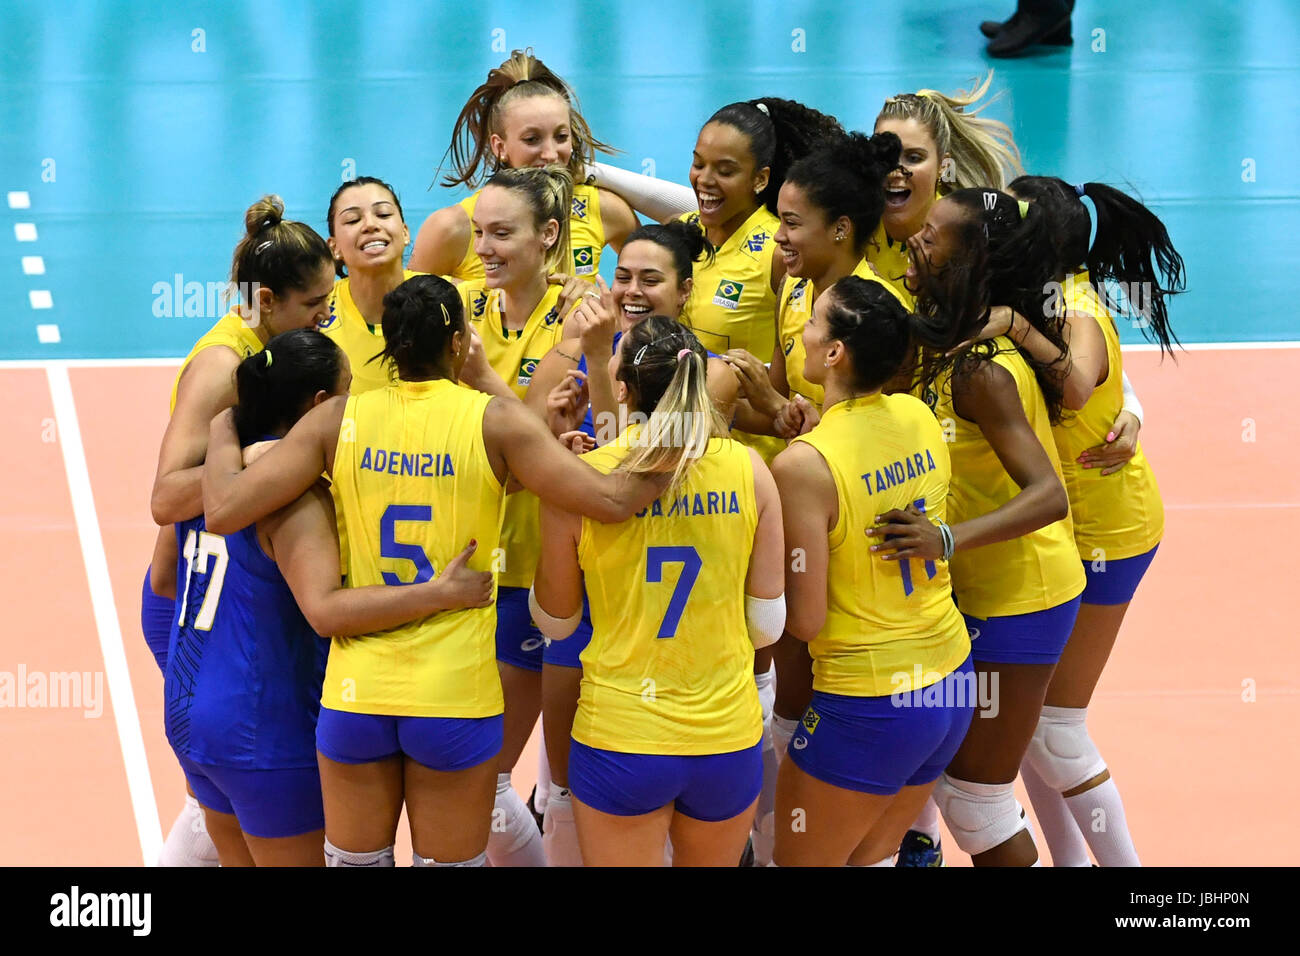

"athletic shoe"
[979, 16, 1072, 43]
[526, 785, 544, 833]
[895, 830, 945, 867]
[739, 836, 756, 867]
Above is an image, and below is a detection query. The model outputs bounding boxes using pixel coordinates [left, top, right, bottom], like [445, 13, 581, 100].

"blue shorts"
[140, 567, 174, 674]
[569, 739, 763, 822]
[175, 752, 324, 839]
[543, 601, 592, 669]
[964, 595, 1082, 665]
[787, 656, 976, 795]
[315, 707, 503, 773]
[495, 586, 545, 672]
[1081, 544, 1159, 605]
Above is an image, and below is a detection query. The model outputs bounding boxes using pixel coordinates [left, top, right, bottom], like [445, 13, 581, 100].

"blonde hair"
[878, 71, 1024, 191]
[483, 165, 573, 277]
[616, 316, 728, 495]
[229, 195, 332, 294]
[440, 48, 615, 189]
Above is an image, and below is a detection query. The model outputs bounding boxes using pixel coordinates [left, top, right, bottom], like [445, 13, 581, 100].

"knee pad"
[1025, 705, 1107, 792]
[413, 850, 487, 867]
[324, 838, 395, 867]
[932, 775, 1026, 857]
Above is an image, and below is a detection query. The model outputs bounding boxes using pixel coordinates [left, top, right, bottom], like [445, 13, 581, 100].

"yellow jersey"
[867, 222, 918, 308]
[572, 432, 762, 755]
[323, 378, 504, 717]
[929, 337, 1085, 619]
[452, 183, 606, 283]
[778, 261, 909, 411]
[319, 269, 424, 396]
[679, 206, 782, 461]
[459, 280, 565, 587]
[793, 395, 969, 697]
[1053, 271, 1164, 559]
[169, 311, 263, 413]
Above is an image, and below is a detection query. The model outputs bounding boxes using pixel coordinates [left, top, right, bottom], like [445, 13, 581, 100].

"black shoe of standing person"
[986, 0, 1074, 56]
[979, 15, 1072, 44]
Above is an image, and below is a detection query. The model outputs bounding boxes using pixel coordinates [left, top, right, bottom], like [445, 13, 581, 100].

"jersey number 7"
[645, 546, 702, 639]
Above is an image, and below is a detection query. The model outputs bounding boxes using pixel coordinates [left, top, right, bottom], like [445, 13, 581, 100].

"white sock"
[413, 849, 486, 867]
[487, 772, 548, 867]
[324, 838, 395, 867]
[771, 715, 798, 769]
[1020, 758, 1091, 866]
[542, 788, 584, 867]
[909, 797, 942, 844]
[535, 736, 552, 816]
[1064, 776, 1141, 866]
[157, 795, 219, 867]
[752, 666, 777, 866]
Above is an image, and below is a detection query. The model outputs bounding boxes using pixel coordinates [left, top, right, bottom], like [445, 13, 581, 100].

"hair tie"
[254, 240, 273, 255]
[1074, 182, 1087, 198]
[676, 348, 692, 361]
[754, 101, 770, 117]
[1017, 199, 1029, 220]
[263, 350, 273, 368]
[633, 344, 650, 366]
[259, 216, 277, 232]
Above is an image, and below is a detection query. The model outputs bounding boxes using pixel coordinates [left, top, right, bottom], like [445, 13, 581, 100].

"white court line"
[46, 366, 162, 867]
[0, 340, 1296, 370]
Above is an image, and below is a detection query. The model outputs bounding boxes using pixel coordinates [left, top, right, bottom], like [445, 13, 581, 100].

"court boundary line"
[0, 341, 1298, 369]
[46, 366, 163, 867]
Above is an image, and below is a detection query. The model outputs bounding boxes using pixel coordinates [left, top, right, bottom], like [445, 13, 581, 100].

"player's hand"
[1078, 410, 1140, 475]
[558, 430, 597, 455]
[458, 325, 506, 394]
[547, 272, 597, 325]
[433, 540, 494, 610]
[867, 503, 942, 561]
[775, 394, 820, 438]
[722, 349, 785, 419]
[946, 306, 1019, 356]
[547, 368, 589, 437]
[567, 276, 618, 358]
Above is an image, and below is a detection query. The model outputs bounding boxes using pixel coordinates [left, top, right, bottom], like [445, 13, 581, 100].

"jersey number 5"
[380, 504, 436, 585]
[645, 546, 702, 639]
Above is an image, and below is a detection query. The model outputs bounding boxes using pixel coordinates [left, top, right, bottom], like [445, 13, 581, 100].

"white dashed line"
[14, 222, 37, 241]
[29, 290, 53, 309]
[21, 255, 44, 274]
[7, 190, 30, 209]
[36, 324, 61, 343]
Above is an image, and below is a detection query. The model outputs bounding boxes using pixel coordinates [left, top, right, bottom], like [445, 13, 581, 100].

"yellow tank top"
[793, 395, 970, 696]
[169, 311, 264, 413]
[1052, 271, 1164, 560]
[323, 378, 504, 717]
[319, 269, 424, 396]
[867, 222, 918, 308]
[930, 337, 1086, 618]
[573, 432, 762, 755]
[778, 261, 909, 411]
[452, 183, 606, 283]
[459, 281, 565, 587]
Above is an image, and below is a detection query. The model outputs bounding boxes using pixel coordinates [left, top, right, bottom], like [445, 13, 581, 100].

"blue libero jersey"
[165, 514, 327, 769]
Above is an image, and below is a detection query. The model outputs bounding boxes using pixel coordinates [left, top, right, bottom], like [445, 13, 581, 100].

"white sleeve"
[1121, 370, 1144, 425]
[589, 161, 697, 222]
[745, 594, 786, 650]
[528, 585, 581, 641]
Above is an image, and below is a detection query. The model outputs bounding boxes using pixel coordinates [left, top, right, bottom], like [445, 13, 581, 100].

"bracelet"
[936, 519, 955, 562]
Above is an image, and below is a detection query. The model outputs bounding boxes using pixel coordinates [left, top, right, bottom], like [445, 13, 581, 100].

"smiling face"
[904, 196, 968, 289]
[258, 260, 335, 337]
[775, 180, 844, 281]
[328, 182, 409, 275]
[875, 116, 944, 243]
[490, 93, 574, 170]
[689, 121, 768, 233]
[612, 239, 690, 327]
[471, 184, 558, 289]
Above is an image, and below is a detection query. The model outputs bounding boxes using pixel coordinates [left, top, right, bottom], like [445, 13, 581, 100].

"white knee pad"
[932, 775, 1027, 857]
[1025, 705, 1107, 792]
[324, 838, 395, 867]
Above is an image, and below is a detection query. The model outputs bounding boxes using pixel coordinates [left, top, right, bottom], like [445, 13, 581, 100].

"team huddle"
[143, 50, 1184, 867]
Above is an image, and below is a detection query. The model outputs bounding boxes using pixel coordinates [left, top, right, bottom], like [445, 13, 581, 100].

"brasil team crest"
[517, 357, 540, 387]
[572, 245, 595, 275]
[712, 279, 744, 310]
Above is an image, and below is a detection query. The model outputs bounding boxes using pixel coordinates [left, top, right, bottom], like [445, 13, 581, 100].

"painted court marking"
[46, 366, 163, 866]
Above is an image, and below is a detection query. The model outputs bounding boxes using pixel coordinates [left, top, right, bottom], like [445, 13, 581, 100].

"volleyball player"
[202, 274, 665, 867]
[147, 195, 335, 865]
[530, 315, 785, 866]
